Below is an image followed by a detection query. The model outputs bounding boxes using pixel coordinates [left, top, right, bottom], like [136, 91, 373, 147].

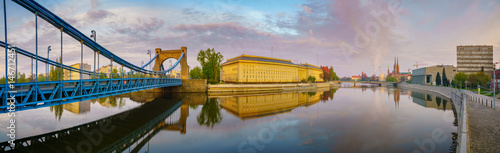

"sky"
[0, 0, 500, 77]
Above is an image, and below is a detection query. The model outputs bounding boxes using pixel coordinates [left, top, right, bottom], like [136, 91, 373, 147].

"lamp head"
[90, 30, 96, 38]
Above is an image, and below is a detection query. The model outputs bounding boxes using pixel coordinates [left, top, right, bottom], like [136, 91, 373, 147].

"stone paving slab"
[466, 101, 500, 153]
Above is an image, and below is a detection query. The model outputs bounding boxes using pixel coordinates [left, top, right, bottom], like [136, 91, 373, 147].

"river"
[0, 85, 457, 152]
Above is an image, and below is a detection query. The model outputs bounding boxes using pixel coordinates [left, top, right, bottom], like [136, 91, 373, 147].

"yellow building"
[221, 54, 324, 83]
[63, 63, 91, 80]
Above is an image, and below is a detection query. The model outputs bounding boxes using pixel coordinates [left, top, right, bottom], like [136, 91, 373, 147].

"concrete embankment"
[400, 83, 500, 153]
[208, 81, 341, 95]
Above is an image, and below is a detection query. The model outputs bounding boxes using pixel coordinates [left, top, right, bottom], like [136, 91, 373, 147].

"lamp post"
[147, 50, 151, 71]
[494, 62, 498, 109]
[47, 46, 51, 81]
[90, 30, 96, 79]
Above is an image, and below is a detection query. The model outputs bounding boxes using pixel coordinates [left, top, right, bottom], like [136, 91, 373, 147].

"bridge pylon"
[153, 47, 188, 79]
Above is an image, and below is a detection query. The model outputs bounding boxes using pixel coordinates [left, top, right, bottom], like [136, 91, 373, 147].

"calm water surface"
[0, 86, 457, 152]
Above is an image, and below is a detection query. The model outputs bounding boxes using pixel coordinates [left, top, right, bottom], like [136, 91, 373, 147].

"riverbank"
[208, 81, 341, 95]
[400, 83, 500, 153]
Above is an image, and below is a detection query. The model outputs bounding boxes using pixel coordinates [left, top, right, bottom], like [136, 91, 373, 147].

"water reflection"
[0, 94, 185, 152]
[0, 87, 458, 152]
[218, 90, 325, 120]
[410, 90, 452, 111]
[197, 98, 222, 128]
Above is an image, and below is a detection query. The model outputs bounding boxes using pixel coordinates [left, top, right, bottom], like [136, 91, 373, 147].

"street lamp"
[147, 50, 152, 71]
[90, 30, 96, 41]
[494, 62, 498, 109]
[90, 30, 96, 79]
[46, 46, 51, 81]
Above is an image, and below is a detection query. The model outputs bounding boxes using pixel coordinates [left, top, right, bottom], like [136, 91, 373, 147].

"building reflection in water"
[48, 91, 159, 120]
[410, 91, 452, 111]
[219, 89, 337, 120]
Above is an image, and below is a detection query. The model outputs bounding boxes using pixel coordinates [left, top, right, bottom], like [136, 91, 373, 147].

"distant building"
[379, 73, 386, 81]
[320, 66, 330, 81]
[387, 57, 411, 82]
[96, 65, 118, 78]
[169, 70, 181, 78]
[220, 54, 324, 83]
[412, 65, 458, 85]
[457, 45, 493, 75]
[361, 72, 368, 81]
[63, 63, 91, 80]
[351, 75, 361, 81]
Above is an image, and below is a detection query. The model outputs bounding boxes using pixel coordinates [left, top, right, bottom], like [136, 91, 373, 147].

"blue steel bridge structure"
[0, 0, 185, 112]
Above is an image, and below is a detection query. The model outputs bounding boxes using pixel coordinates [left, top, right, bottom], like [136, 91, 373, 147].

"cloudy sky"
[1, 0, 499, 77]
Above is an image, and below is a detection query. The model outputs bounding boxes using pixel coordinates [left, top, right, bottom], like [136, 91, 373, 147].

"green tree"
[0, 76, 5, 84]
[189, 66, 203, 79]
[307, 76, 316, 82]
[453, 72, 467, 88]
[436, 72, 441, 86]
[197, 48, 223, 84]
[112, 68, 118, 78]
[442, 68, 449, 86]
[386, 76, 398, 82]
[330, 66, 339, 81]
[197, 98, 222, 128]
[50, 57, 63, 81]
[17, 72, 27, 83]
[471, 71, 491, 87]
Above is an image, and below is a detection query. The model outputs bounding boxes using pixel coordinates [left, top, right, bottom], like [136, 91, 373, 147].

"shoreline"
[398, 83, 500, 153]
[207, 81, 341, 96]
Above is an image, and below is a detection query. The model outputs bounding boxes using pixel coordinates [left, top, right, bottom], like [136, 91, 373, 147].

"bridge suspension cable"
[11, 0, 181, 74]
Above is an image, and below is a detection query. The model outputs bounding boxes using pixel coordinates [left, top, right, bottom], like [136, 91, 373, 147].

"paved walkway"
[467, 100, 500, 153]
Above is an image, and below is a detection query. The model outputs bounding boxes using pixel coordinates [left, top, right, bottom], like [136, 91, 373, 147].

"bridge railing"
[0, 77, 182, 111]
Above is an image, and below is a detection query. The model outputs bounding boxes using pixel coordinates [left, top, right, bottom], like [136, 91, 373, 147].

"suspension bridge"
[0, 0, 189, 112]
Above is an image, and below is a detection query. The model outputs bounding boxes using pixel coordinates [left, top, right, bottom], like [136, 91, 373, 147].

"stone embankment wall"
[159, 79, 207, 93]
[208, 81, 341, 94]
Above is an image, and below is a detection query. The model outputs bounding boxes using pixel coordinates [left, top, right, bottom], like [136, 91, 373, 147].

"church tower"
[393, 56, 400, 75]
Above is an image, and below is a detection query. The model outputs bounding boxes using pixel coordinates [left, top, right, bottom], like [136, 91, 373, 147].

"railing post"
[59, 27, 63, 99]
[97, 51, 99, 94]
[3, 0, 8, 106]
[15, 52, 17, 83]
[35, 11, 38, 102]
[80, 40, 83, 96]
[110, 58, 113, 89]
[31, 58, 33, 81]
